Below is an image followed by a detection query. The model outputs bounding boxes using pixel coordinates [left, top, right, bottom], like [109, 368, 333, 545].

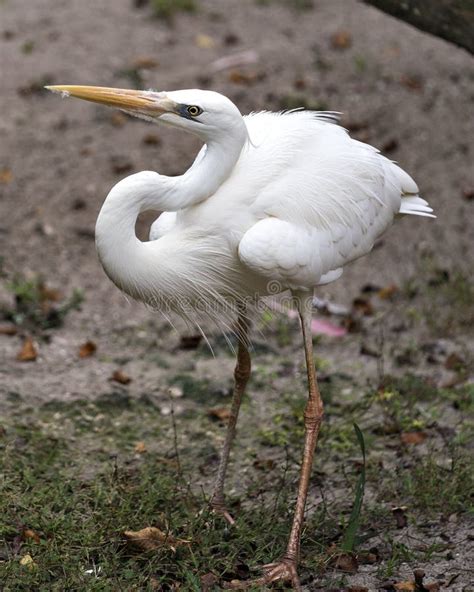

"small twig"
[376, 321, 385, 383]
[169, 398, 183, 480]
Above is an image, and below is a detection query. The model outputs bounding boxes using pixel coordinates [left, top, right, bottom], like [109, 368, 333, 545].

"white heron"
[46, 84, 434, 590]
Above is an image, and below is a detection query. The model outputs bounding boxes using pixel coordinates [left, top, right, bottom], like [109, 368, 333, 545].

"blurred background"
[0, 1, 473, 590]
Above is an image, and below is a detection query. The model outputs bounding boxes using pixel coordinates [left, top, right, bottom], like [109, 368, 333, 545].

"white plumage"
[47, 85, 435, 590]
[147, 106, 433, 301]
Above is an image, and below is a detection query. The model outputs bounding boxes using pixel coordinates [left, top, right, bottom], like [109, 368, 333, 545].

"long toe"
[209, 498, 236, 525]
[223, 559, 302, 591]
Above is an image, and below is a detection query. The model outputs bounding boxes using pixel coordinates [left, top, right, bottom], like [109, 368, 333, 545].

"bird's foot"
[209, 495, 236, 526]
[223, 557, 302, 590]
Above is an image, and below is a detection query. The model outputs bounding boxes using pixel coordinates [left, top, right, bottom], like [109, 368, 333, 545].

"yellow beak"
[45, 85, 176, 115]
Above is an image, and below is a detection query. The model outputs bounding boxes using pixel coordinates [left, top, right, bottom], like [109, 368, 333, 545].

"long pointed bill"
[45, 85, 177, 115]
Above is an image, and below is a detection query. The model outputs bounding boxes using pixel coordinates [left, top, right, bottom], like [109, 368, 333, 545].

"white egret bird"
[47, 84, 434, 590]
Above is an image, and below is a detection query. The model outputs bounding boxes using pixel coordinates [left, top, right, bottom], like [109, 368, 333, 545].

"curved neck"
[94, 121, 247, 304]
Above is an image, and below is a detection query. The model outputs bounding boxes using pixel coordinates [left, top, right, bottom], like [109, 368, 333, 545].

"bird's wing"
[236, 110, 430, 290]
[149, 211, 177, 241]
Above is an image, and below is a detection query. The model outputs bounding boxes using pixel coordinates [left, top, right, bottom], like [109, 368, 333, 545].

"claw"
[210, 497, 236, 525]
[222, 558, 302, 591]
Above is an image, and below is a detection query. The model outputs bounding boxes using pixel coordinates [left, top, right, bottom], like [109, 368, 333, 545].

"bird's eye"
[186, 105, 202, 117]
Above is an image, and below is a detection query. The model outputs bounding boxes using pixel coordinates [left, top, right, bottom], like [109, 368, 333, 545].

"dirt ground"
[1, 0, 473, 591]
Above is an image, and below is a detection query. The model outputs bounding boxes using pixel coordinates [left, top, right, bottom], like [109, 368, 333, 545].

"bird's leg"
[210, 311, 251, 525]
[224, 292, 323, 590]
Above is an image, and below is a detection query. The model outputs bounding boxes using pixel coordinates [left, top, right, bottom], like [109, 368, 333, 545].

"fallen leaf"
[78, 340, 96, 358]
[110, 155, 134, 175]
[0, 323, 18, 336]
[132, 56, 160, 69]
[39, 283, 62, 302]
[391, 506, 408, 528]
[195, 34, 215, 49]
[330, 30, 352, 50]
[124, 526, 189, 553]
[347, 587, 369, 592]
[17, 337, 37, 362]
[394, 583, 415, 591]
[23, 528, 40, 543]
[378, 284, 398, 299]
[400, 74, 423, 92]
[110, 369, 131, 385]
[142, 132, 161, 145]
[253, 458, 275, 471]
[207, 407, 231, 422]
[19, 553, 36, 570]
[444, 352, 465, 371]
[223, 32, 240, 46]
[228, 69, 265, 85]
[201, 572, 219, 591]
[110, 112, 127, 127]
[462, 188, 474, 201]
[0, 168, 13, 184]
[381, 138, 399, 154]
[134, 441, 147, 454]
[311, 318, 347, 337]
[400, 431, 427, 445]
[352, 297, 374, 316]
[333, 551, 358, 573]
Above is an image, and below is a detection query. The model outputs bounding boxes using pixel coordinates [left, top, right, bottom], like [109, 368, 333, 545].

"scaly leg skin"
[224, 292, 323, 590]
[210, 311, 251, 525]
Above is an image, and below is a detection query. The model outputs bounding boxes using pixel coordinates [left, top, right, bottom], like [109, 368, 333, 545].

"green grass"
[1, 369, 472, 589]
[151, 0, 197, 19]
[1, 274, 83, 333]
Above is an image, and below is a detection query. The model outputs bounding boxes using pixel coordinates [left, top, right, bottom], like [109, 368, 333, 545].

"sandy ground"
[1, 0, 473, 590]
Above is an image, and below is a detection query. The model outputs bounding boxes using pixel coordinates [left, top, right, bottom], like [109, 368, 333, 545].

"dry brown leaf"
[134, 441, 147, 454]
[228, 69, 264, 85]
[330, 30, 352, 50]
[400, 431, 427, 445]
[352, 297, 374, 316]
[253, 458, 276, 471]
[207, 407, 231, 422]
[392, 506, 408, 528]
[78, 340, 97, 358]
[123, 526, 189, 553]
[378, 284, 398, 299]
[462, 188, 474, 201]
[132, 56, 160, 69]
[444, 352, 465, 371]
[110, 369, 131, 385]
[201, 572, 219, 591]
[195, 34, 215, 49]
[0, 323, 18, 336]
[333, 551, 358, 573]
[394, 583, 415, 592]
[400, 74, 423, 92]
[347, 587, 369, 592]
[110, 112, 127, 127]
[142, 132, 161, 146]
[39, 284, 62, 302]
[0, 168, 13, 184]
[17, 337, 37, 362]
[23, 528, 41, 543]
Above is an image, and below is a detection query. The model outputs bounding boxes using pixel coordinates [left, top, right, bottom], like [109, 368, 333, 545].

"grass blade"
[341, 423, 366, 552]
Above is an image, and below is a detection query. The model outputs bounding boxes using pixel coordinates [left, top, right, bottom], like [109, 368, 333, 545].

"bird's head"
[46, 85, 244, 141]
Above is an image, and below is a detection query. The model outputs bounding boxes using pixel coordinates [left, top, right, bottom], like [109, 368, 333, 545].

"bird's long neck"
[95, 124, 247, 307]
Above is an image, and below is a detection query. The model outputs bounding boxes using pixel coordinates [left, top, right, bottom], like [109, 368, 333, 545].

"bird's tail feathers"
[399, 195, 436, 218]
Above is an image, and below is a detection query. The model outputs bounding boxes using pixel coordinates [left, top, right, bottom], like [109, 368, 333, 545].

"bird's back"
[154, 109, 433, 294]
[235, 110, 433, 291]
